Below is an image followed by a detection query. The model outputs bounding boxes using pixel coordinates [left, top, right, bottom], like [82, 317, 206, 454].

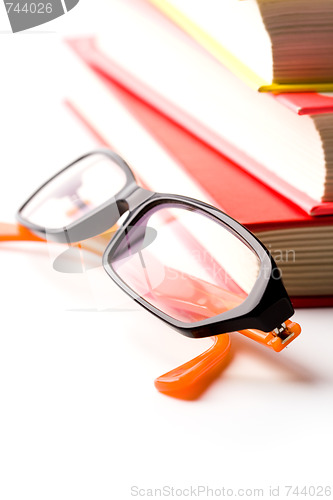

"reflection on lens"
[21, 154, 127, 228]
[110, 205, 261, 323]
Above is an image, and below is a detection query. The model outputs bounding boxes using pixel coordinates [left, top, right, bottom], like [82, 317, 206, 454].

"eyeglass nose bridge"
[122, 185, 155, 212]
[59, 185, 154, 245]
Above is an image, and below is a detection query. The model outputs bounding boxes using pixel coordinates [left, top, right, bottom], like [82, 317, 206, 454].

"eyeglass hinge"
[272, 322, 295, 343]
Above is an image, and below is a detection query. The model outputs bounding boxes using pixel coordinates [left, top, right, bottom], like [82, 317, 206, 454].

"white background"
[0, 2, 333, 500]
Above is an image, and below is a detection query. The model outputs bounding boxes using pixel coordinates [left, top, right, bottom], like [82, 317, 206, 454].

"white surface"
[0, 3, 333, 500]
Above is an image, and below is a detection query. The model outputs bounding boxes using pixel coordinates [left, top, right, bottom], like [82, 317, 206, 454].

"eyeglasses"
[1, 149, 301, 397]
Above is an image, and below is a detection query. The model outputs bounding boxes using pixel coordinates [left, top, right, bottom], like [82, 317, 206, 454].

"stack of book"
[67, 0, 333, 306]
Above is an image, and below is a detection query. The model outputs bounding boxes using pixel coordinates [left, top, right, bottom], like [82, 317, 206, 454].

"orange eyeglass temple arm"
[0, 223, 45, 243]
[0, 222, 301, 398]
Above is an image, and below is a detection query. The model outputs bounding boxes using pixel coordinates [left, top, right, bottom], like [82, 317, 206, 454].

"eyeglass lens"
[20, 154, 127, 228]
[110, 205, 261, 323]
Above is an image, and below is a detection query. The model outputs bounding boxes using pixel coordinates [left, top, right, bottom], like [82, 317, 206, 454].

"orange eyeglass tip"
[154, 334, 232, 399]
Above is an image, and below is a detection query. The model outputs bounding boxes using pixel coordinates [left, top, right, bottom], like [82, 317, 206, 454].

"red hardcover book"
[66, 0, 333, 217]
[65, 49, 333, 306]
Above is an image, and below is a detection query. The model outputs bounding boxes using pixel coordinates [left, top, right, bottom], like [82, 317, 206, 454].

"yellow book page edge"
[261, 83, 333, 93]
[148, 0, 333, 93]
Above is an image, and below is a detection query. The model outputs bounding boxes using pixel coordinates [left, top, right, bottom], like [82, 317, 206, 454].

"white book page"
[152, 0, 273, 84]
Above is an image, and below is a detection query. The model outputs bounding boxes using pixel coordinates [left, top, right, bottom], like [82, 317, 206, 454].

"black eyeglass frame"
[17, 149, 294, 339]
